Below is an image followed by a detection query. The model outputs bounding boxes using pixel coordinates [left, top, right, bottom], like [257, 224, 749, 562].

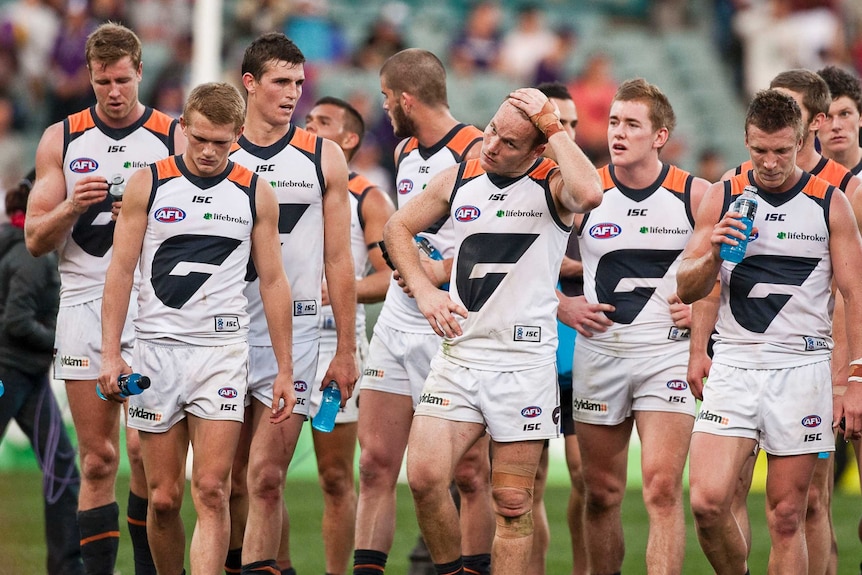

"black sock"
[78, 502, 119, 575]
[434, 558, 463, 575]
[225, 547, 242, 574]
[353, 549, 387, 574]
[127, 490, 156, 575]
[280, 567, 296, 575]
[241, 559, 278, 574]
[462, 553, 490, 575]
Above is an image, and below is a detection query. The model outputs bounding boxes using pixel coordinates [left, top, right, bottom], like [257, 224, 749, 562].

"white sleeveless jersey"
[319, 171, 376, 346]
[60, 107, 178, 305]
[230, 127, 325, 345]
[135, 157, 256, 345]
[375, 124, 482, 334]
[577, 164, 696, 357]
[713, 171, 835, 368]
[443, 158, 568, 370]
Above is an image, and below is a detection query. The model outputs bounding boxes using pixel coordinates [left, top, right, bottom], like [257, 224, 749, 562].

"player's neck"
[413, 108, 460, 149]
[824, 146, 862, 172]
[612, 157, 664, 190]
[242, 108, 292, 147]
[795, 138, 822, 173]
[94, 101, 145, 130]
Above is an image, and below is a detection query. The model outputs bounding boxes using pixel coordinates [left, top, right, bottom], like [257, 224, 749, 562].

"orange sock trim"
[80, 530, 120, 546]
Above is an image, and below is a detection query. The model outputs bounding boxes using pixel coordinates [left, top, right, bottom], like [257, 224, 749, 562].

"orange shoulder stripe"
[229, 141, 241, 154]
[154, 157, 181, 180]
[348, 172, 375, 196]
[68, 110, 95, 135]
[529, 158, 556, 180]
[804, 175, 830, 200]
[662, 165, 690, 194]
[143, 110, 174, 136]
[598, 166, 614, 191]
[460, 159, 485, 181]
[816, 160, 851, 189]
[447, 126, 482, 155]
[228, 163, 254, 188]
[290, 128, 317, 155]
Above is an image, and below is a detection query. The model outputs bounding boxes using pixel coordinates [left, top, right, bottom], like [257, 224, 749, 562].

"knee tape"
[492, 463, 535, 539]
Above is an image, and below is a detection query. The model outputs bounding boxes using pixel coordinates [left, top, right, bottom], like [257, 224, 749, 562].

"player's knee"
[642, 472, 683, 511]
[768, 501, 805, 539]
[454, 460, 490, 496]
[149, 484, 183, 520]
[79, 443, 119, 483]
[583, 475, 624, 512]
[689, 489, 725, 528]
[491, 463, 535, 538]
[318, 461, 355, 498]
[247, 465, 284, 502]
[358, 447, 400, 488]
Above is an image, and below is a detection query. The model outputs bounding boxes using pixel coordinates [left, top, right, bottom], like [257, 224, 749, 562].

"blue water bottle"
[719, 185, 758, 263]
[312, 381, 341, 433]
[415, 235, 449, 290]
[0, 379, 4, 398]
[97, 373, 151, 400]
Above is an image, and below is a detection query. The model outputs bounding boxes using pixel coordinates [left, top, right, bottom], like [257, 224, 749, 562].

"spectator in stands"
[284, 0, 349, 66]
[233, 0, 290, 40]
[351, 14, 407, 72]
[45, 0, 97, 125]
[0, 93, 25, 194]
[532, 25, 578, 86]
[567, 52, 617, 167]
[695, 147, 728, 183]
[0, 0, 59, 111]
[496, 3, 557, 83]
[448, 0, 503, 76]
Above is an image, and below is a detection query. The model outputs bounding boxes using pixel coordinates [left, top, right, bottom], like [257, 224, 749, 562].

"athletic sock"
[225, 547, 243, 574]
[78, 502, 120, 575]
[353, 549, 387, 575]
[434, 558, 464, 575]
[280, 567, 296, 575]
[127, 490, 157, 575]
[462, 553, 490, 575]
[241, 558, 279, 574]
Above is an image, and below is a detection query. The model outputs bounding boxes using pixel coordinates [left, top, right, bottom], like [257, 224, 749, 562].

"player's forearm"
[327, 265, 357, 354]
[260, 280, 294, 367]
[357, 270, 392, 304]
[25, 202, 79, 256]
[677, 255, 721, 304]
[552, 135, 602, 213]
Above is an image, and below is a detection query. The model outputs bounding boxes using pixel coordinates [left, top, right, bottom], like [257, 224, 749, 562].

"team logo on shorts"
[363, 368, 384, 378]
[59, 355, 90, 368]
[697, 409, 729, 425]
[666, 380, 688, 391]
[69, 158, 98, 173]
[218, 387, 238, 399]
[294, 381, 308, 393]
[589, 222, 621, 239]
[801, 415, 822, 428]
[154, 207, 186, 223]
[129, 405, 162, 422]
[521, 406, 542, 418]
[397, 179, 413, 195]
[552, 406, 561, 425]
[419, 393, 449, 407]
[454, 205, 481, 222]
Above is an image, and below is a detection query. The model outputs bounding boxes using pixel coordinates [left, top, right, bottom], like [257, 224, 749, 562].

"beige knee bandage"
[492, 463, 535, 539]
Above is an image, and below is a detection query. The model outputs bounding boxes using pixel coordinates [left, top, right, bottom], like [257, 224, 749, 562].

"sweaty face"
[550, 97, 578, 142]
[305, 103, 347, 145]
[181, 111, 241, 177]
[480, 102, 541, 176]
[821, 95, 862, 157]
[90, 56, 142, 126]
[607, 100, 662, 168]
[745, 124, 801, 192]
[247, 59, 304, 126]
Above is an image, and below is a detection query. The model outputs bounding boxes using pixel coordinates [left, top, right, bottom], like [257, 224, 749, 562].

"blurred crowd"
[0, 0, 860, 210]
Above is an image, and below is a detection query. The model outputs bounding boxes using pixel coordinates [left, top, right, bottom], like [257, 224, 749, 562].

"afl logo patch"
[801, 415, 822, 428]
[154, 207, 186, 223]
[69, 158, 98, 173]
[397, 179, 413, 195]
[294, 381, 308, 393]
[666, 380, 688, 391]
[589, 223, 621, 239]
[218, 387, 238, 399]
[521, 406, 542, 418]
[455, 205, 481, 222]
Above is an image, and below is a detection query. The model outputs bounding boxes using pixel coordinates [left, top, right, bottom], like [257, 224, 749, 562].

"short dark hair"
[770, 69, 832, 118]
[380, 49, 448, 108]
[817, 65, 862, 114]
[536, 82, 572, 102]
[6, 171, 33, 215]
[242, 33, 306, 81]
[745, 89, 804, 141]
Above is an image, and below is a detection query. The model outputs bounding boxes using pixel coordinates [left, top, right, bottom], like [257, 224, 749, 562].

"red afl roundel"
[397, 179, 413, 195]
[521, 406, 542, 418]
[666, 380, 688, 391]
[154, 207, 186, 223]
[294, 381, 308, 393]
[69, 158, 99, 173]
[589, 222, 621, 239]
[218, 387, 238, 399]
[801, 415, 821, 428]
[455, 205, 481, 222]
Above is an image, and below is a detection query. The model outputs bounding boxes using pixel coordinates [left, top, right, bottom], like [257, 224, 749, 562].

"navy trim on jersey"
[608, 163, 671, 203]
[236, 127, 293, 161]
[175, 156, 235, 190]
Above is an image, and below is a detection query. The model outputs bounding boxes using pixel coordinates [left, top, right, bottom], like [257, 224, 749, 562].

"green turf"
[1, 470, 861, 575]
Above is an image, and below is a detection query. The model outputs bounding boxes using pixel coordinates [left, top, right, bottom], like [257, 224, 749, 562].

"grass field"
[1, 469, 861, 575]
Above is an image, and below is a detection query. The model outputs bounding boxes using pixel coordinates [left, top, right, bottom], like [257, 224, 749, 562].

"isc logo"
[765, 213, 786, 221]
[801, 415, 822, 428]
[256, 164, 275, 172]
[107, 145, 126, 153]
[69, 158, 98, 173]
[523, 423, 542, 431]
[218, 387, 238, 399]
[455, 205, 481, 222]
[589, 222, 621, 239]
[521, 406, 542, 418]
[154, 207, 186, 222]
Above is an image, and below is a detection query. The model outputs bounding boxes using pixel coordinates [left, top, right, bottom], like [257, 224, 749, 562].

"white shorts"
[572, 346, 695, 425]
[310, 331, 368, 424]
[54, 300, 135, 380]
[248, 338, 319, 417]
[694, 361, 834, 456]
[360, 324, 440, 408]
[127, 340, 248, 433]
[414, 354, 559, 443]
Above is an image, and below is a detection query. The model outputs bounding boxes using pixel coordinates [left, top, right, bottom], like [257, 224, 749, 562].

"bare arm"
[320, 139, 359, 402]
[25, 122, 111, 256]
[98, 168, 151, 399]
[829, 190, 862, 439]
[358, 185, 396, 304]
[687, 281, 719, 400]
[383, 165, 466, 337]
[251, 178, 295, 423]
